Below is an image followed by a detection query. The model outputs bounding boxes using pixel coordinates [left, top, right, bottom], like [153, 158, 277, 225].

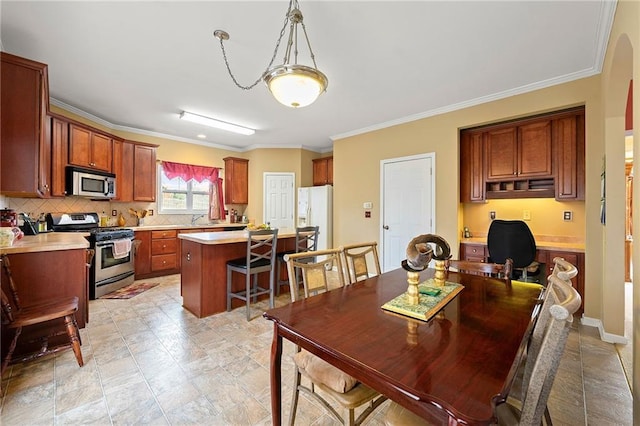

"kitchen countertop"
[0, 232, 90, 255]
[460, 237, 585, 253]
[178, 228, 296, 245]
[130, 223, 247, 231]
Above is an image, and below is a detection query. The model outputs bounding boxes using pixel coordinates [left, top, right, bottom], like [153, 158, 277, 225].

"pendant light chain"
[216, 0, 295, 90]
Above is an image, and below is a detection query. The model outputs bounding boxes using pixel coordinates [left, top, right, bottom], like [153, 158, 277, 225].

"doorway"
[380, 153, 435, 272]
[263, 172, 295, 230]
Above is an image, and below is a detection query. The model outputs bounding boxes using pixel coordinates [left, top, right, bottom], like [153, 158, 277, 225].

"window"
[158, 165, 210, 214]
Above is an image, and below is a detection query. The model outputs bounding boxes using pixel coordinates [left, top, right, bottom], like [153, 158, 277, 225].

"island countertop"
[178, 228, 297, 245]
[0, 232, 90, 255]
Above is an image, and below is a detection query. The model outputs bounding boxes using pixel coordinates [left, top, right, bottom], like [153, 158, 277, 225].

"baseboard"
[580, 316, 629, 344]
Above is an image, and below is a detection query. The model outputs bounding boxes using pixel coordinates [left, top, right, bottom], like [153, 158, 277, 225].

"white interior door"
[380, 153, 435, 272]
[263, 173, 295, 229]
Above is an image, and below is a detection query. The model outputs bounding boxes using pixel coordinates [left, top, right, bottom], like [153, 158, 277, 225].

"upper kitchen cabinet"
[312, 156, 333, 186]
[49, 116, 69, 197]
[460, 132, 485, 202]
[69, 124, 113, 172]
[0, 52, 51, 198]
[223, 157, 249, 204]
[112, 140, 134, 202]
[132, 144, 157, 202]
[554, 112, 585, 200]
[460, 106, 584, 201]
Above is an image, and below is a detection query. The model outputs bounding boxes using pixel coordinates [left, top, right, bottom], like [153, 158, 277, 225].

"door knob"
[383, 225, 389, 230]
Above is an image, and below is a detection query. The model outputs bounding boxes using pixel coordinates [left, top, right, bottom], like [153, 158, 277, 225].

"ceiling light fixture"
[214, 0, 328, 108]
[179, 111, 255, 136]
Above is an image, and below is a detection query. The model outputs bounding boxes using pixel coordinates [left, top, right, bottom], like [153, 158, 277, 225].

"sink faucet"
[191, 213, 206, 225]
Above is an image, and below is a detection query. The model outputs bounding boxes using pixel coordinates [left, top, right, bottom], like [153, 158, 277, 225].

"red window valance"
[161, 161, 220, 183]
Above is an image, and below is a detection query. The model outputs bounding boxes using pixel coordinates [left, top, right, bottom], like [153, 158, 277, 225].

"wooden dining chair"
[284, 248, 387, 425]
[383, 273, 580, 426]
[226, 228, 278, 321]
[0, 254, 84, 372]
[341, 241, 381, 284]
[445, 258, 513, 280]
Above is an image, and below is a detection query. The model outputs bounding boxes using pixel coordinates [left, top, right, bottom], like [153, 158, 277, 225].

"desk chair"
[284, 248, 387, 425]
[0, 254, 84, 374]
[275, 226, 319, 295]
[487, 219, 540, 282]
[342, 241, 381, 284]
[383, 273, 580, 426]
[445, 258, 513, 281]
[226, 228, 278, 321]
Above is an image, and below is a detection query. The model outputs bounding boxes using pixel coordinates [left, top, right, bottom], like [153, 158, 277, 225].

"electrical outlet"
[489, 211, 496, 220]
[148, 209, 154, 216]
[365, 211, 371, 218]
[523, 210, 531, 220]
[563, 210, 572, 221]
[111, 209, 117, 216]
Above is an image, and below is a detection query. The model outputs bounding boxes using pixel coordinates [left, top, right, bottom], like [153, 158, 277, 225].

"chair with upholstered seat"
[445, 258, 513, 280]
[487, 219, 541, 282]
[342, 241, 382, 284]
[226, 228, 278, 321]
[1, 254, 84, 373]
[284, 248, 387, 424]
[275, 226, 319, 295]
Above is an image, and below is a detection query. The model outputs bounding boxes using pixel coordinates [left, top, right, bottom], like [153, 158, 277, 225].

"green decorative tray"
[382, 279, 464, 322]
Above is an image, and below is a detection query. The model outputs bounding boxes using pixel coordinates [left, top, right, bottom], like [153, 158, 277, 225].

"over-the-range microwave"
[66, 166, 116, 199]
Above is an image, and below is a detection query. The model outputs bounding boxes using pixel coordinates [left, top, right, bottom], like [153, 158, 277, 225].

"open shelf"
[486, 178, 554, 199]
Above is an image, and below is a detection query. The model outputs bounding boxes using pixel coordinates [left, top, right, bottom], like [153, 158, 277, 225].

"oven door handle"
[96, 271, 135, 287]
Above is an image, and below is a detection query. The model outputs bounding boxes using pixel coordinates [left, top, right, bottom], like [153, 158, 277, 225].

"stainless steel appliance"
[65, 166, 116, 199]
[47, 212, 134, 299]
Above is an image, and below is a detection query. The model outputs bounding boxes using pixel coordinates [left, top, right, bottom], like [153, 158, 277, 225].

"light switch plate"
[363, 202, 373, 209]
[489, 211, 496, 220]
[523, 210, 531, 220]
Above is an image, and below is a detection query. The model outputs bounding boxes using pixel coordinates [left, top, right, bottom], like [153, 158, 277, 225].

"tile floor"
[0, 274, 633, 425]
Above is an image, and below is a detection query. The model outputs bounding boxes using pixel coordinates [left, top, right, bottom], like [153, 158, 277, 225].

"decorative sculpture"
[401, 234, 451, 304]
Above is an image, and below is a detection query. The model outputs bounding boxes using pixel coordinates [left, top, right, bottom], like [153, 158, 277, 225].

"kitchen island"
[178, 229, 296, 318]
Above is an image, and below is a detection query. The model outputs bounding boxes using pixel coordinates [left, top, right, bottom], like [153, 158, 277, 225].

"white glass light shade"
[179, 111, 255, 135]
[263, 65, 328, 108]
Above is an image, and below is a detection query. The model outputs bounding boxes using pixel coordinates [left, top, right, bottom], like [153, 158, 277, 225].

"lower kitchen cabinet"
[134, 231, 152, 278]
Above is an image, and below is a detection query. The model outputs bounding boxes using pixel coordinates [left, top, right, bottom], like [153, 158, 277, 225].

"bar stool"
[226, 228, 278, 321]
[275, 226, 319, 296]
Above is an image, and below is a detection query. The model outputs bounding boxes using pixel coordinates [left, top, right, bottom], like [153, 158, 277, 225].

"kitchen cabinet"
[0, 52, 51, 198]
[69, 124, 113, 172]
[151, 230, 178, 273]
[537, 249, 585, 314]
[134, 230, 152, 278]
[133, 144, 157, 202]
[112, 140, 134, 202]
[460, 243, 487, 262]
[313, 156, 333, 186]
[224, 157, 249, 204]
[553, 113, 585, 200]
[50, 117, 69, 197]
[460, 132, 485, 202]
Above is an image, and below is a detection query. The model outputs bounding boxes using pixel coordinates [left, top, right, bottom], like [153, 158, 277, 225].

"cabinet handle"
[162, 244, 166, 248]
[383, 225, 389, 230]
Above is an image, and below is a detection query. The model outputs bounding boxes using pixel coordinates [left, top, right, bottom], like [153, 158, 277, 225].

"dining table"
[263, 267, 544, 425]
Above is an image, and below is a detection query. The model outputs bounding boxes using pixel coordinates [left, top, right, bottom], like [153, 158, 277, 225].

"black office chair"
[487, 219, 541, 282]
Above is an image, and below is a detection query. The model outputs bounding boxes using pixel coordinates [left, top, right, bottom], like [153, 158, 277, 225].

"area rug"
[100, 282, 159, 299]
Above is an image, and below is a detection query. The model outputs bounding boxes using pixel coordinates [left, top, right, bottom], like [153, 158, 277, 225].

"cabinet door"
[327, 157, 333, 185]
[134, 231, 152, 278]
[554, 114, 585, 200]
[133, 145, 156, 201]
[461, 243, 486, 262]
[518, 120, 552, 178]
[224, 157, 249, 204]
[50, 117, 69, 197]
[69, 124, 92, 168]
[485, 127, 517, 181]
[312, 157, 333, 186]
[91, 133, 112, 172]
[113, 140, 134, 202]
[460, 131, 485, 202]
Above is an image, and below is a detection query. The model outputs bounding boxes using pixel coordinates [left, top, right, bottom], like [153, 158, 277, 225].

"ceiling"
[1, 1, 616, 153]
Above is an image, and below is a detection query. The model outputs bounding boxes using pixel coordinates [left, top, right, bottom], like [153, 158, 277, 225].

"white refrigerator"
[297, 185, 333, 250]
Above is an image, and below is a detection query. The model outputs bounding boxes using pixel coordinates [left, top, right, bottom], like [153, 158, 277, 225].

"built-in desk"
[178, 229, 296, 318]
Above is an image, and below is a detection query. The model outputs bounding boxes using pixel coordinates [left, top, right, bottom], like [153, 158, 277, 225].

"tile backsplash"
[3, 196, 224, 227]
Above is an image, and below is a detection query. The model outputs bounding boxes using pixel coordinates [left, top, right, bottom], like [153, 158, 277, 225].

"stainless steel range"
[46, 213, 135, 299]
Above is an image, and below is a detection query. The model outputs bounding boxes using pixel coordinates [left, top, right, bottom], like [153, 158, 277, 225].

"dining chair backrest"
[284, 248, 346, 302]
[549, 256, 578, 282]
[445, 258, 513, 280]
[503, 274, 581, 425]
[342, 241, 381, 284]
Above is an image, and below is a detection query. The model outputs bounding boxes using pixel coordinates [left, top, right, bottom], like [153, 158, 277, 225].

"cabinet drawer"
[462, 244, 486, 262]
[151, 238, 177, 255]
[151, 254, 177, 271]
[151, 230, 177, 239]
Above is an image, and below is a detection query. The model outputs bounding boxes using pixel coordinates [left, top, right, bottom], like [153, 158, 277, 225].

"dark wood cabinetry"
[69, 124, 113, 172]
[462, 243, 487, 262]
[134, 231, 152, 278]
[50, 117, 69, 197]
[313, 156, 333, 186]
[223, 157, 249, 204]
[113, 141, 156, 202]
[0, 52, 51, 198]
[460, 107, 584, 202]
